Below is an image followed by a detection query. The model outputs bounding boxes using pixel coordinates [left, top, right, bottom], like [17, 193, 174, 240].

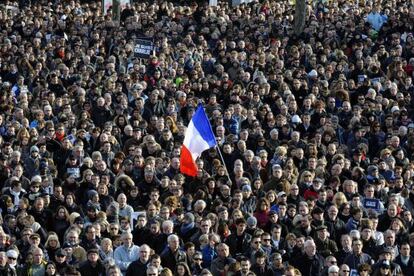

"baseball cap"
[56, 249, 67, 257]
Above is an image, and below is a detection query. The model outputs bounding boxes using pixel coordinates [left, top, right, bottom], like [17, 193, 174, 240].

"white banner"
[103, 0, 131, 15]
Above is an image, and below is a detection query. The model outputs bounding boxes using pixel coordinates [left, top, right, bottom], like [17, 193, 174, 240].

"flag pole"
[199, 103, 232, 183]
[214, 144, 232, 184]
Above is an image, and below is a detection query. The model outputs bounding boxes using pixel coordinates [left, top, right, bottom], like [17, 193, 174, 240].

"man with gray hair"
[160, 234, 187, 270]
[114, 232, 139, 274]
[292, 239, 324, 276]
[211, 243, 235, 276]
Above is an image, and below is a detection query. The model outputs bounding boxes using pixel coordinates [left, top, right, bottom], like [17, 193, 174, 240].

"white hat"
[328, 266, 340, 273]
[6, 250, 18, 259]
[277, 191, 286, 197]
[308, 70, 318, 78]
[292, 115, 302, 124]
[391, 106, 400, 113]
[31, 175, 42, 183]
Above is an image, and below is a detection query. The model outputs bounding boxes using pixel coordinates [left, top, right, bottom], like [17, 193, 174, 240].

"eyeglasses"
[8, 257, 16, 260]
[342, 270, 350, 273]
[194, 258, 202, 261]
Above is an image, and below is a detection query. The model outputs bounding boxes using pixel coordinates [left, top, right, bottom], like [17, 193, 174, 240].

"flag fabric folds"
[180, 104, 217, 176]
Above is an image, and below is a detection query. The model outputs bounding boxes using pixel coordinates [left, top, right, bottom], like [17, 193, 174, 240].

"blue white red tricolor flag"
[180, 104, 217, 176]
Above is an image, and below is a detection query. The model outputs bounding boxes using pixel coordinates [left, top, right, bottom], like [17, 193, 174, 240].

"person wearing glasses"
[372, 260, 393, 276]
[323, 255, 339, 273]
[0, 251, 16, 275]
[191, 251, 204, 275]
[6, 249, 18, 273]
[245, 236, 265, 264]
[338, 264, 350, 276]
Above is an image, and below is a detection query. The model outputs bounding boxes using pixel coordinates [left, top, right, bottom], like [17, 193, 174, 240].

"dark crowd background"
[0, 0, 414, 275]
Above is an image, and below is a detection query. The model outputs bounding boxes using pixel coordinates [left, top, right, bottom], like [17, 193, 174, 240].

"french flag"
[180, 104, 217, 176]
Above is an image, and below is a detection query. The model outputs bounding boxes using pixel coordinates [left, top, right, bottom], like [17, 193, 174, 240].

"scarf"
[55, 132, 65, 141]
[10, 190, 21, 206]
[400, 255, 410, 265]
[180, 222, 195, 235]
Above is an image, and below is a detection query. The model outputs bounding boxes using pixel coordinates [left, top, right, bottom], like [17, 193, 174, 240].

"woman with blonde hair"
[165, 116, 178, 134]
[266, 190, 277, 206]
[332, 192, 348, 207]
[379, 148, 393, 160]
[68, 212, 81, 225]
[298, 171, 314, 192]
[270, 146, 288, 167]
[160, 268, 173, 276]
[44, 233, 61, 261]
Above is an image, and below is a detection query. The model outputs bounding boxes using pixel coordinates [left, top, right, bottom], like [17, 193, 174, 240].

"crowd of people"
[0, 0, 414, 275]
